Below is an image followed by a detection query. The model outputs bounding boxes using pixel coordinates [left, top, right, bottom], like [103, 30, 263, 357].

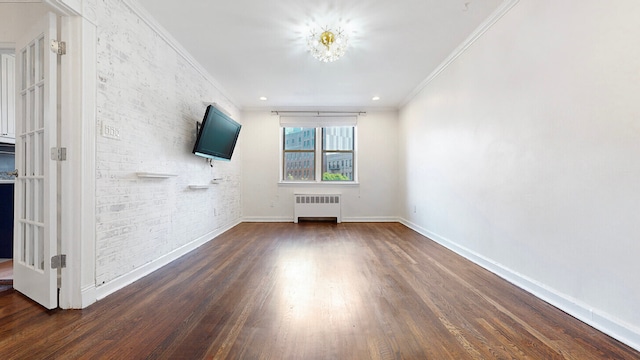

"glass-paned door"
[13, 12, 58, 309]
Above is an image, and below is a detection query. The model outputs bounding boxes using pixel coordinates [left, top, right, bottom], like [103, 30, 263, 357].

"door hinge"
[51, 40, 66, 55]
[51, 254, 67, 269]
[51, 147, 67, 161]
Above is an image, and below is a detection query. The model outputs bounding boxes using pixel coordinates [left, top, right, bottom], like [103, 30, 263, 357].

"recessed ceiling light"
[372, 96, 380, 101]
[259, 96, 268, 101]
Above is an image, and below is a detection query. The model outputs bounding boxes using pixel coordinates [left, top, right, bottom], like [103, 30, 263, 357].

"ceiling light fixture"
[306, 25, 349, 62]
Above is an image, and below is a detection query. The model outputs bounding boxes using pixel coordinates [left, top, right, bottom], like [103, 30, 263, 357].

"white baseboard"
[342, 216, 399, 223]
[399, 218, 640, 352]
[243, 216, 400, 223]
[81, 285, 97, 308]
[95, 220, 241, 302]
[242, 216, 292, 222]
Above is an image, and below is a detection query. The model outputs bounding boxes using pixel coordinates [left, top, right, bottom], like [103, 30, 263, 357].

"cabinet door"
[1, 53, 16, 144]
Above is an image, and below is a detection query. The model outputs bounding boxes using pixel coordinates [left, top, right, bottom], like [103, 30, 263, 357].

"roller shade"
[279, 116, 357, 128]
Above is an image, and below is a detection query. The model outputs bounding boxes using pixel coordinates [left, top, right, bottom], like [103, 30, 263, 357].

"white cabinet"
[0, 53, 16, 144]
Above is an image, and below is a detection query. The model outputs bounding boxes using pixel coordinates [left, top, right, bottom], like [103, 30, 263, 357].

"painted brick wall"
[92, 0, 242, 286]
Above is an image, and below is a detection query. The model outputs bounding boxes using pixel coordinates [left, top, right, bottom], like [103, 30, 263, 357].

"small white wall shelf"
[188, 185, 211, 190]
[188, 179, 223, 189]
[136, 172, 178, 179]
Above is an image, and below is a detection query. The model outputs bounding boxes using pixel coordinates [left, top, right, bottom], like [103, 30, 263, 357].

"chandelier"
[306, 26, 349, 62]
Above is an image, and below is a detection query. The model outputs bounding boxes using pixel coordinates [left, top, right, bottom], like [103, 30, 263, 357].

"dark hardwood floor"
[0, 222, 638, 359]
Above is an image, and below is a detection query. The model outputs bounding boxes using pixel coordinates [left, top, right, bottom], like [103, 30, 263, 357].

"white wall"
[90, 0, 242, 295]
[399, 0, 640, 350]
[242, 110, 398, 222]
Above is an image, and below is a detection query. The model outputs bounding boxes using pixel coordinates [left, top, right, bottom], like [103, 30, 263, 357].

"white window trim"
[279, 117, 358, 185]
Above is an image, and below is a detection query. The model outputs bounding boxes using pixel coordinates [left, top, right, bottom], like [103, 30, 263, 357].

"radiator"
[294, 194, 341, 223]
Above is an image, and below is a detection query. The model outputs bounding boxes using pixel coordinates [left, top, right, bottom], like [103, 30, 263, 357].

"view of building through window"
[283, 127, 315, 181]
[283, 126, 355, 181]
[322, 127, 354, 181]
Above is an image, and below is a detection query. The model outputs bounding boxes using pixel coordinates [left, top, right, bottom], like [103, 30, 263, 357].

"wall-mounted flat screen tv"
[192, 105, 241, 161]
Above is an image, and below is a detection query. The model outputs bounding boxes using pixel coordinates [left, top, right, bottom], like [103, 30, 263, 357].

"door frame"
[42, 0, 97, 309]
[1, 0, 96, 309]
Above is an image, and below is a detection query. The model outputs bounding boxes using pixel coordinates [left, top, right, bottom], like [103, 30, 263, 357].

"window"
[322, 126, 354, 181]
[283, 127, 315, 181]
[282, 124, 356, 183]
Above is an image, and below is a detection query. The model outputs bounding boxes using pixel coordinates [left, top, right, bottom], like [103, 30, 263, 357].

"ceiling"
[136, 0, 505, 110]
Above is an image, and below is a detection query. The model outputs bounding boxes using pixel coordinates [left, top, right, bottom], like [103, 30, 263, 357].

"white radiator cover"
[294, 194, 341, 223]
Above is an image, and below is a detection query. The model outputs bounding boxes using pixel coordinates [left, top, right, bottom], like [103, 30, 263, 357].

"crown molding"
[122, 0, 237, 109]
[401, 0, 521, 107]
[42, 0, 81, 15]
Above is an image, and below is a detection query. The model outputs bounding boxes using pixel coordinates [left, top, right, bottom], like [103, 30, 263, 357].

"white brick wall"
[93, 0, 242, 286]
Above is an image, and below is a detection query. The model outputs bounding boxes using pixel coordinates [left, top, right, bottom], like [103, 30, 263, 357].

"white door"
[13, 12, 58, 309]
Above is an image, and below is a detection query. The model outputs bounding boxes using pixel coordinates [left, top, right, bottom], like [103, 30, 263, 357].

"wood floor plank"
[0, 222, 638, 359]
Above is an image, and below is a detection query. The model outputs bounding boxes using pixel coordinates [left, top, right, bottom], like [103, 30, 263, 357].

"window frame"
[280, 126, 358, 184]
[321, 127, 355, 182]
[282, 126, 317, 181]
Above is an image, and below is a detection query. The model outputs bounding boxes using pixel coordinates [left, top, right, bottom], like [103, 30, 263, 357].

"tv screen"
[192, 105, 241, 161]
